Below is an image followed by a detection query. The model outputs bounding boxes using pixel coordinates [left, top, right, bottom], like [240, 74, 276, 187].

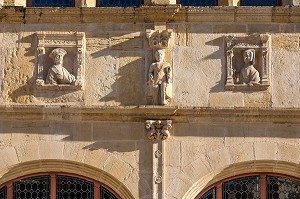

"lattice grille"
[32, 0, 73, 7]
[180, 0, 215, 6]
[200, 187, 215, 199]
[57, 175, 94, 199]
[267, 176, 300, 199]
[99, 0, 141, 7]
[13, 176, 50, 199]
[223, 176, 260, 199]
[101, 186, 118, 199]
[240, 0, 278, 6]
[0, 187, 6, 199]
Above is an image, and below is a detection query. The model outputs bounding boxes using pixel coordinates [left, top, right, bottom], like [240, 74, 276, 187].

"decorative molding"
[35, 31, 86, 90]
[224, 34, 271, 91]
[145, 120, 172, 140]
[146, 30, 172, 49]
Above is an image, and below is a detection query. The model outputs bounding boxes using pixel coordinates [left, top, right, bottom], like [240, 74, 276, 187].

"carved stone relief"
[35, 32, 85, 90]
[145, 120, 172, 140]
[146, 29, 173, 105]
[224, 34, 270, 91]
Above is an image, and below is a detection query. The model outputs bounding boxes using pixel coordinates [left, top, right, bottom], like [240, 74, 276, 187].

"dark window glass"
[240, 0, 278, 6]
[0, 187, 6, 199]
[180, 0, 215, 6]
[13, 176, 50, 199]
[31, 0, 73, 7]
[267, 176, 300, 199]
[99, 0, 141, 7]
[57, 175, 94, 199]
[223, 176, 260, 199]
[200, 187, 215, 199]
[101, 186, 118, 199]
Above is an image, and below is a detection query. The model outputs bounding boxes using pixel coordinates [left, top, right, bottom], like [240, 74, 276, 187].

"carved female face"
[155, 50, 165, 62]
[243, 49, 254, 64]
[54, 53, 64, 65]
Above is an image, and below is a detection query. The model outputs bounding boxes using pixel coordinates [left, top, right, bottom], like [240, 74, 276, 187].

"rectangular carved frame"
[36, 31, 85, 90]
[224, 34, 270, 91]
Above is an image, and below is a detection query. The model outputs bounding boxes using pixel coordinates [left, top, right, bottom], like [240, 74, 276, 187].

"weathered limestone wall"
[1, 20, 300, 107]
[1, 6, 300, 199]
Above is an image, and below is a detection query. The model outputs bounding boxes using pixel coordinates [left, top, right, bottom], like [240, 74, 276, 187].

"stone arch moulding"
[183, 160, 300, 199]
[224, 34, 270, 91]
[0, 159, 135, 199]
[35, 31, 86, 90]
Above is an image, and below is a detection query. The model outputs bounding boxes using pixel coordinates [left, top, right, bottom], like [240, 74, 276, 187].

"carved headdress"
[49, 48, 67, 60]
[243, 49, 255, 64]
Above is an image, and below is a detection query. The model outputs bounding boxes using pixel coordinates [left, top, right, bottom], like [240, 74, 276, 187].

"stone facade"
[1, 2, 300, 199]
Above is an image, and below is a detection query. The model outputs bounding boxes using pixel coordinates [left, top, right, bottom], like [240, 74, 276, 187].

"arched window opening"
[200, 187, 215, 199]
[13, 176, 50, 199]
[180, 0, 216, 6]
[27, 0, 74, 7]
[0, 186, 7, 199]
[97, 0, 142, 7]
[0, 174, 119, 199]
[240, 0, 281, 6]
[223, 176, 260, 199]
[197, 174, 300, 199]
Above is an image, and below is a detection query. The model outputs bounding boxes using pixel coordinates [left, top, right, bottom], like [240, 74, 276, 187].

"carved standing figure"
[149, 49, 172, 105]
[235, 49, 260, 85]
[46, 48, 76, 85]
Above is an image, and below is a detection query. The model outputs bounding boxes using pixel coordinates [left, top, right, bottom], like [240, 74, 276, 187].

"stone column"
[75, 0, 96, 7]
[145, 120, 172, 199]
[218, 0, 240, 5]
[143, 0, 177, 5]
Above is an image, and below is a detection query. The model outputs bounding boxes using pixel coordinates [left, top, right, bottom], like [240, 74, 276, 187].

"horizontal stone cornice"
[0, 6, 299, 23]
[0, 105, 300, 123]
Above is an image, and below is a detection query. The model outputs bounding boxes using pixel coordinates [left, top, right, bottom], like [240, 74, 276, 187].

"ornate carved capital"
[145, 120, 172, 140]
[146, 30, 172, 49]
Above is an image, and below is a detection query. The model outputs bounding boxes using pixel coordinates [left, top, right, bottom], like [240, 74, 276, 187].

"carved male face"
[242, 49, 254, 64]
[155, 50, 165, 62]
[54, 53, 64, 65]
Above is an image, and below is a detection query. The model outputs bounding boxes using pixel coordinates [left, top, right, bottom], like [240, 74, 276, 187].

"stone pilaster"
[143, 0, 177, 5]
[0, 0, 26, 6]
[74, 0, 96, 7]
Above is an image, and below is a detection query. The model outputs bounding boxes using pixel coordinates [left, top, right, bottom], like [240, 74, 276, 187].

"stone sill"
[0, 6, 299, 23]
[1, 105, 300, 123]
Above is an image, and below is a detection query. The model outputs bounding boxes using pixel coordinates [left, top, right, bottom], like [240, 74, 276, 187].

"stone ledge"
[1, 105, 300, 123]
[0, 6, 298, 23]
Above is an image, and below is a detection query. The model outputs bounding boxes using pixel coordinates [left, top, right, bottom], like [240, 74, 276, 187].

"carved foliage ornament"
[146, 30, 172, 49]
[36, 31, 86, 90]
[224, 34, 270, 91]
[145, 120, 172, 140]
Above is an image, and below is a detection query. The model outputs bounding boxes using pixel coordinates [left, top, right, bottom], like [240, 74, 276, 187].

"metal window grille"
[13, 176, 50, 199]
[240, 0, 278, 6]
[57, 175, 94, 199]
[267, 176, 300, 199]
[200, 187, 215, 199]
[180, 0, 215, 6]
[98, 0, 141, 7]
[100, 186, 118, 199]
[223, 176, 260, 199]
[31, 0, 73, 7]
[0, 187, 6, 199]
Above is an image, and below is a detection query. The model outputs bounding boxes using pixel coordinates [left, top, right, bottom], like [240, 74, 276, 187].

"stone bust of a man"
[235, 49, 260, 85]
[46, 48, 76, 85]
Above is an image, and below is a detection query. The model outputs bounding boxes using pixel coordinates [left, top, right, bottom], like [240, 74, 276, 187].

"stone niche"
[35, 32, 85, 90]
[224, 34, 270, 91]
